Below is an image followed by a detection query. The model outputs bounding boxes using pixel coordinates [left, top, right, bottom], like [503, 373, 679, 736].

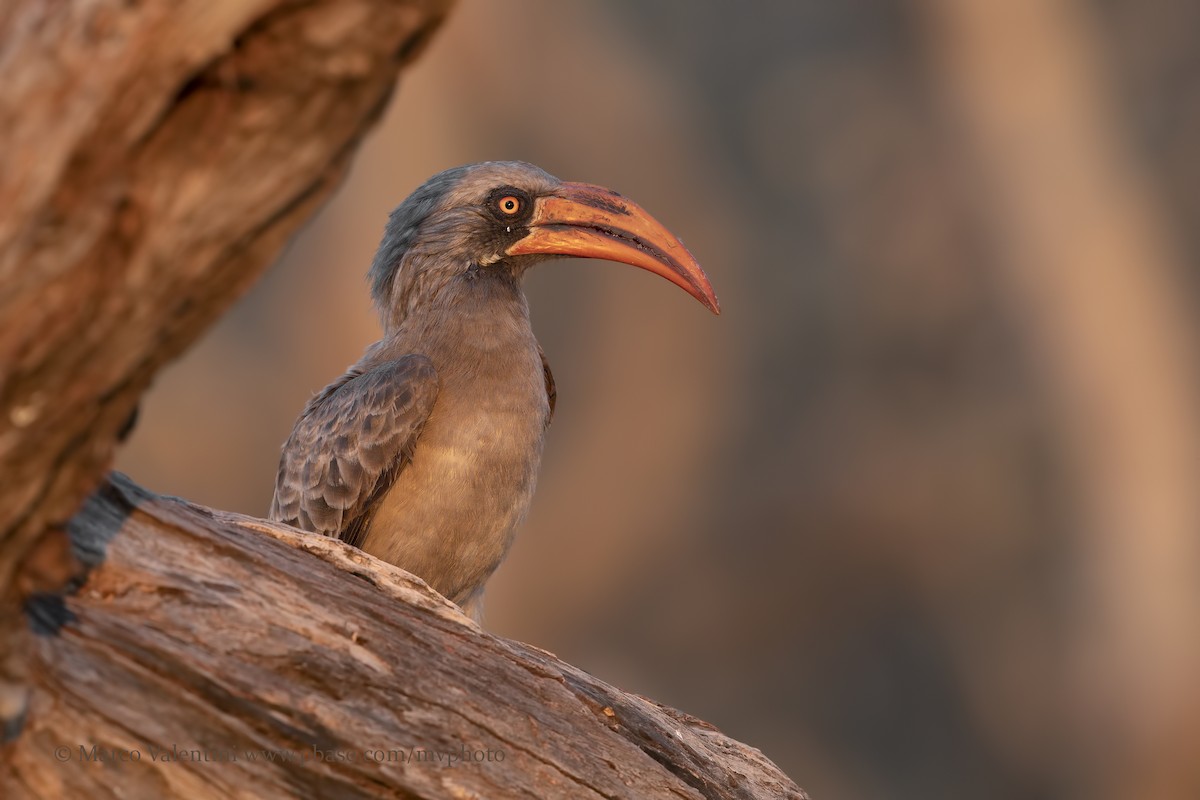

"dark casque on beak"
[505, 182, 720, 314]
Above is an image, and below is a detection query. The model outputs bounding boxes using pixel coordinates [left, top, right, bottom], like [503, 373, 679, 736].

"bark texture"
[0, 0, 450, 598]
[3, 474, 804, 800]
[0, 0, 451, 737]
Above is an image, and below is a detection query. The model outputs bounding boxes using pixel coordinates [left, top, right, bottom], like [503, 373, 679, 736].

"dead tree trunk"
[4, 474, 803, 799]
[1, 0, 453, 758]
[0, 2, 804, 796]
[0, 0, 452, 613]
[1, 480, 807, 800]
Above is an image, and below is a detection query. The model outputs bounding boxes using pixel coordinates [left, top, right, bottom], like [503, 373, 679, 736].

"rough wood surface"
[0, 0, 451, 744]
[0, 0, 451, 600]
[1, 474, 804, 800]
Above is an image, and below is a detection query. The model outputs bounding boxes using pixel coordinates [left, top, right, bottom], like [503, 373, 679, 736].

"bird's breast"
[360, 336, 549, 606]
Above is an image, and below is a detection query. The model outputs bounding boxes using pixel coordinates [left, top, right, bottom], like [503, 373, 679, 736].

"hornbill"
[270, 161, 718, 618]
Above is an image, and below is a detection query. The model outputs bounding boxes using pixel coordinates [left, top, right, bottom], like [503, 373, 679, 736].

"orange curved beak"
[505, 182, 720, 314]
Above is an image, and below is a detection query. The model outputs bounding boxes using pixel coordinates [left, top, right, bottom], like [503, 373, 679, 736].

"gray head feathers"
[367, 161, 560, 323]
[368, 164, 471, 310]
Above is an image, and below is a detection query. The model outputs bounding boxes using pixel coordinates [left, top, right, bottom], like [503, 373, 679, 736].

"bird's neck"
[379, 268, 535, 365]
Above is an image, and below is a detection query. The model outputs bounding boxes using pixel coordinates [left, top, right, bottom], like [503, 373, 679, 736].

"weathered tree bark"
[0, 0, 450, 601]
[1, 474, 804, 799]
[0, 2, 805, 796]
[0, 0, 450, 740]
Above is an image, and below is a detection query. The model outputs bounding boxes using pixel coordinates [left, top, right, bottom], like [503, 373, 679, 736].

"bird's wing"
[539, 343, 556, 426]
[269, 354, 440, 547]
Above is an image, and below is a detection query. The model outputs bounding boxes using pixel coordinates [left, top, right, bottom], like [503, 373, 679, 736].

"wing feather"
[539, 343, 556, 427]
[269, 354, 439, 546]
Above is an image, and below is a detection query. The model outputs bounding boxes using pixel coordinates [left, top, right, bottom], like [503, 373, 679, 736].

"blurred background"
[116, 1, 1200, 798]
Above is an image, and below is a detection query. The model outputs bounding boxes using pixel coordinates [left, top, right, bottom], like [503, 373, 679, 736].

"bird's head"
[369, 161, 719, 330]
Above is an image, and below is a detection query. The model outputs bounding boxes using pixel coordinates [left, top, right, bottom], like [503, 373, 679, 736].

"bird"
[269, 161, 718, 619]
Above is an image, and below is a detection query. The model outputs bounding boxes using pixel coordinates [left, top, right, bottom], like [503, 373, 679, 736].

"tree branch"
[2, 474, 804, 799]
[0, 0, 451, 599]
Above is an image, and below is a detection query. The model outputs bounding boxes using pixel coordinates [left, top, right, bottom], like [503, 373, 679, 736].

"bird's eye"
[497, 195, 522, 216]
